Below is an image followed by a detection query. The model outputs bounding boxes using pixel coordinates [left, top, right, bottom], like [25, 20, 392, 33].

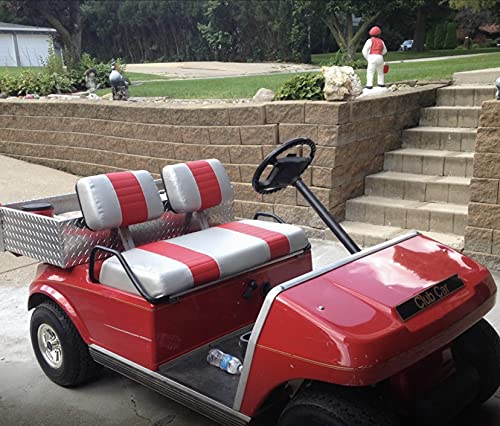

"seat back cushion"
[76, 170, 164, 231]
[162, 159, 233, 213]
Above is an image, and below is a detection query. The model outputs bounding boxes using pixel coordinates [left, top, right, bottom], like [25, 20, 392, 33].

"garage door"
[0, 34, 17, 66]
[17, 34, 52, 67]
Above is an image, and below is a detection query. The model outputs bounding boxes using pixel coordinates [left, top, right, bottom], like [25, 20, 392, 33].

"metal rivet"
[317, 305, 325, 311]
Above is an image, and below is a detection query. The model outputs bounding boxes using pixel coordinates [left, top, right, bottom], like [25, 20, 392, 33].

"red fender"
[29, 282, 92, 344]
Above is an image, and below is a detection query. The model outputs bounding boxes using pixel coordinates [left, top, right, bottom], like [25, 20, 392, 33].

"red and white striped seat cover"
[91, 161, 309, 298]
[162, 158, 233, 213]
[99, 218, 308, 297]
[76, 170, 164, 230]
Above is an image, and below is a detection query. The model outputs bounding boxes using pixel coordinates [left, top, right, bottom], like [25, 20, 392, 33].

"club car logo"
[396, 275, 465, 321]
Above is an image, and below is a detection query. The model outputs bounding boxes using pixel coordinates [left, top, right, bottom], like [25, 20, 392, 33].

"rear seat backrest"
[76, 170, 164, 231]
[161, 159, 233, 214]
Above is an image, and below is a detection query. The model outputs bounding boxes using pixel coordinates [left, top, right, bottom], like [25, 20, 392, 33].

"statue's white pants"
[366, 54, 384, 87]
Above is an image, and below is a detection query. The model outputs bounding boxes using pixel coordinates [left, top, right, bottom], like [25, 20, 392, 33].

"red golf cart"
[1, 138, 499, 425]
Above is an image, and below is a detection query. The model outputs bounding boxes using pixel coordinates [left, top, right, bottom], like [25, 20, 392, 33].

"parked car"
[400, 39, 414, 51]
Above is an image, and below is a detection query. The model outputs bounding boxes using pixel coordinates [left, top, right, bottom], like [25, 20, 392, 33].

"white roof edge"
[0, 22, 57, 33]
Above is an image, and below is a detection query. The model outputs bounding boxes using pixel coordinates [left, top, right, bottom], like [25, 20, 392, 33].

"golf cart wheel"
[278, 383, 400, 426]
[452, 319, 500, 405]
[30, 301, 99, 387]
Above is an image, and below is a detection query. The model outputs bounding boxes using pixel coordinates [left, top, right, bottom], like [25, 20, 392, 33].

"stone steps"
[402, 126, 476, 152]
[384, 148, 474, 177]
[341, 84, 481, 249]
[365, 171, 470, 204]
[345, 195, 467, 235]
[436, 85, 495, 107]
[420, 106, 480, 128]
[338, 221, 464, 250]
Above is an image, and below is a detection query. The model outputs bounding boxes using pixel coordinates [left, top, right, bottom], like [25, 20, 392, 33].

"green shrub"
[274, 72, 325, 101]
[434, 23, 448, 50]
[67, 53, 127, 91]
[443, 22, 457, 49]
[0, 53, 127, 96]
[40, 45, 65, 75]
[0, 70, 73, 96]
[323, 50, 366, 70]
[425, 26, 436, 50]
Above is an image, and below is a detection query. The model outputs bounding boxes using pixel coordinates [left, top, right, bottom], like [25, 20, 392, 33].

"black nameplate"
[396, 275, 465, 321]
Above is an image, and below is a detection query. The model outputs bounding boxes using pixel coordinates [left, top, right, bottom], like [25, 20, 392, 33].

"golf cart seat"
[76, 162, 308, 300]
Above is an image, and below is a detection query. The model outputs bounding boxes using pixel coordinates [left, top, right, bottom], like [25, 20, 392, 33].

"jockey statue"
[362, 26, 387, 90]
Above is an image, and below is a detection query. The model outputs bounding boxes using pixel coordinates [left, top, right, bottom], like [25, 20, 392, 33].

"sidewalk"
[0, 156, 499, 425]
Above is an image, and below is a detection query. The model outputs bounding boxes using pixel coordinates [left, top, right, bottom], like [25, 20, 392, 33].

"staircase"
[340, 85, 495, 250]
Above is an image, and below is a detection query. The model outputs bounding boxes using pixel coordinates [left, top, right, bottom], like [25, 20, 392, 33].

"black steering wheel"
[252, 138, 316, 194]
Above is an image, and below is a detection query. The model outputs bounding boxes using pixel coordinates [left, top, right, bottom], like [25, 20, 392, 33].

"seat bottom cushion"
[99, 220, 309, 298]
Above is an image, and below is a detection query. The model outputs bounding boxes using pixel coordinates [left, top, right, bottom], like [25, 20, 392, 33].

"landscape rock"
[253, 88, 275, 102]
[321, 66, 363, 101]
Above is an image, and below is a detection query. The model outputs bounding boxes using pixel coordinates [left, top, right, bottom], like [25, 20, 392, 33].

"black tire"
[452, 318, 500, 405]
[30, 301, 100, 387]
[278, 383, 401, 426]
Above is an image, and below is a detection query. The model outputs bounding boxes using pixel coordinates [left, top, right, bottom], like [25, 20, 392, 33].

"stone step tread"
[347, 195, 469, 213]
[422, 106, 481, 111]
[438, 85, 495, 91]
[368, 171, 471, 185]
[404, 126, 477, 134]
[387, 148, 473, 159]
[340, 221, 464, 250]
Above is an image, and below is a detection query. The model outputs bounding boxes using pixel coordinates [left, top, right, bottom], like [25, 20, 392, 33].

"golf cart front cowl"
[239, 233, 496, 415]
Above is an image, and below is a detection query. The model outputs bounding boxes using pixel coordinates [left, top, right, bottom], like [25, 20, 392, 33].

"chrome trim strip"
[233, 232, 419, 410]
[89, 344, 251, 426]
[0, 209, 5, 253]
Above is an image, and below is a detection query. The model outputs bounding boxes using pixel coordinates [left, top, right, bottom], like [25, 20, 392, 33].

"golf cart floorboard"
[158, 325, 252, 408]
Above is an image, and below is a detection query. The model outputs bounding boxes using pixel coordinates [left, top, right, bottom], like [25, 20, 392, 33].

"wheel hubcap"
[37, 324, 63, 369]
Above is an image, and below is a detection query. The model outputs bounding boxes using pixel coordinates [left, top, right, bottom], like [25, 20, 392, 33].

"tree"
[449, 0, 499, 12]
[425, 25, 436, 50]
[434, 22, 448, 49]
[443, 22, 457, 49]
[298, 0, 408, 60]
[5, 0, 82, 64]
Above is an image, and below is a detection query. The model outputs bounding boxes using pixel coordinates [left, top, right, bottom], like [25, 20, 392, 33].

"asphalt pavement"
[0, 155, 499, 426]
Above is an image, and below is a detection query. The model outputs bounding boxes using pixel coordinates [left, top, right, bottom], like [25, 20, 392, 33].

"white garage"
[0, 33, 17, 66]
[0, 22, 57, 67]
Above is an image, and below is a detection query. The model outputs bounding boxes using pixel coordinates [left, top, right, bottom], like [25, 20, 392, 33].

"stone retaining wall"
[465, 100, 500, 270]
[0, 87, 438, 238]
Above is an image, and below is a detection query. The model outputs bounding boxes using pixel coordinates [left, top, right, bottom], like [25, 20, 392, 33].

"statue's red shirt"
[370, 37, 384, 55]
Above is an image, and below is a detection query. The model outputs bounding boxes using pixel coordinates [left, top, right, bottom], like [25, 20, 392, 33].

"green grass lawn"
[312, 47, 500, 65]
[366, 52, 500, 85]
[98, 72, 300, 98]
[98, 52, 500, 98]
[125, 72, 169, 82]
[0, 66, 43, 76]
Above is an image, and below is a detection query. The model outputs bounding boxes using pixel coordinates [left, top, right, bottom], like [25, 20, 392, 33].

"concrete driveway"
[126, 61, 319, 79]
[0, 156, 499, 425]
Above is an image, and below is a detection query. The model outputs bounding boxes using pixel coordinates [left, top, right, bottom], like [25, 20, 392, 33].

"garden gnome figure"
[109, 60, 129, 101]
[85, 67, 98, 92]
[362, 26, 387, 89]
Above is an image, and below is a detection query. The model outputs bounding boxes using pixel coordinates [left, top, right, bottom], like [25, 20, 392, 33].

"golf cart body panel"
[4, 138, 500, 425]
[237, 234, 496, 415]
[29, 249, 312, 370]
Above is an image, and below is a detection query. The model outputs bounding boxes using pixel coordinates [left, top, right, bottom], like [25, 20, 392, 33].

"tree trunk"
[413, 6, 426, 52]
[322, 11, 381, 61]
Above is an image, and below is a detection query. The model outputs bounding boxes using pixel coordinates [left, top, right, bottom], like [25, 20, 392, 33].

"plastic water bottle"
[207, 349, 243, 375]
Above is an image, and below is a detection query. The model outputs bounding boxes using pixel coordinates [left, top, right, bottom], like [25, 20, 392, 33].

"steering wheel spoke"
[252, 138, 316, 195]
